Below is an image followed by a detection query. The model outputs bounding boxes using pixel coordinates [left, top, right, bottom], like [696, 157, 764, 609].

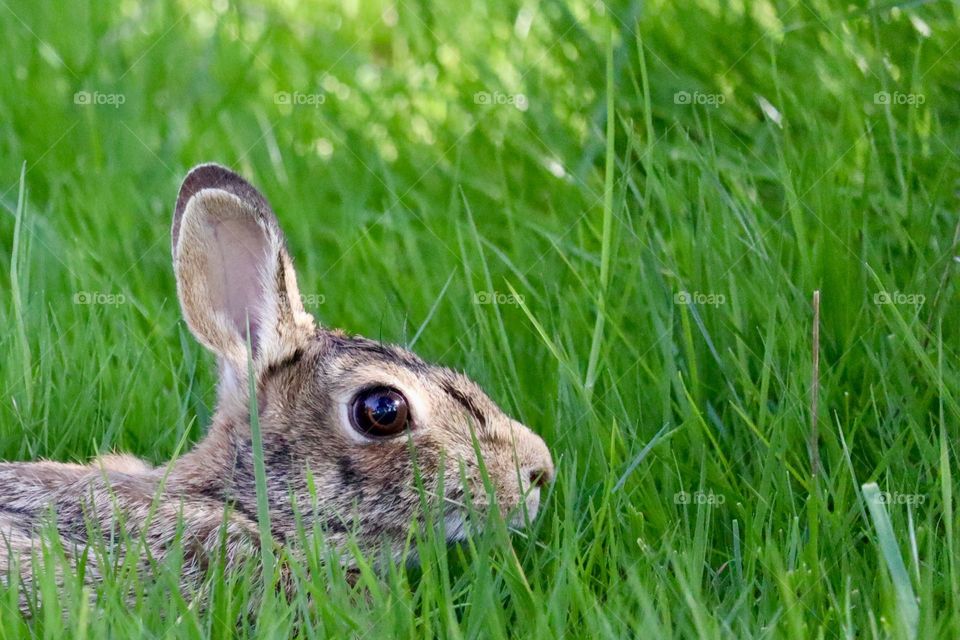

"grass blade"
[862, 482, 918, 639]
[246, 321, 275, 591]
[10, 162, 33, 412]
[584, 27, 617, 398]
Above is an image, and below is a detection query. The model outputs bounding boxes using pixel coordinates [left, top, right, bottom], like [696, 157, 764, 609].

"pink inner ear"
[205, 215, 272, 356]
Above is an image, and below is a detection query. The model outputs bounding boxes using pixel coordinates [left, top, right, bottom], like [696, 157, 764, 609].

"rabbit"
[0, 163, 555, 609]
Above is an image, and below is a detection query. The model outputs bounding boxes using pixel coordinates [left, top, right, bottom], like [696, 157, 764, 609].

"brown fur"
[0, 164, 554, 609]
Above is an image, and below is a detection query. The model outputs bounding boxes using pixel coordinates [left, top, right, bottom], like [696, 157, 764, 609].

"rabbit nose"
[520, 431, 555, 489]
[504, 419, 554, 491]
[528, 466, 553, 489]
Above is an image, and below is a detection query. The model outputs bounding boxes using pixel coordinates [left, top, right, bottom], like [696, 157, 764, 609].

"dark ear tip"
[172, 163, 273, 257]
[175, 163, 235, 210]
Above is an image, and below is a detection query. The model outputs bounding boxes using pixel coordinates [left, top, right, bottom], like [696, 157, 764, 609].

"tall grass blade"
[863, 482, 918, 639]
[584, 27, 617, 398]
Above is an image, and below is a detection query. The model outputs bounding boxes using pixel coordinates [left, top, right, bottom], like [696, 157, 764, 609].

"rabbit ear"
[172, 164, 314, 391]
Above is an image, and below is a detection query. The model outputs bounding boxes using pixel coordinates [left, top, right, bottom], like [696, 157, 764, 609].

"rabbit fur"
[0, 164, 554, 606]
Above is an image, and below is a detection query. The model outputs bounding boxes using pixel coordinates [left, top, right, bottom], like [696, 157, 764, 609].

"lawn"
[1, 0, 959, 637]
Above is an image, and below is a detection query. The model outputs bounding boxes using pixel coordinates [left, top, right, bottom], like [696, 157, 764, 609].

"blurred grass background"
[1, 0, 959, 636]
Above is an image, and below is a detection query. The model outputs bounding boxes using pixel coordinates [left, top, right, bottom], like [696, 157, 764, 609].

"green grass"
[1, 0, 959, 636]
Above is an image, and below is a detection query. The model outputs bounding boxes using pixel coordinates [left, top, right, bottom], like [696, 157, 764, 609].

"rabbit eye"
[350, 387, 410, 437]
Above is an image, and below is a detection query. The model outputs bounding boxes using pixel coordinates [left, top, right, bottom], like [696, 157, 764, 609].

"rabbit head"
[169, 164, 554, 558]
